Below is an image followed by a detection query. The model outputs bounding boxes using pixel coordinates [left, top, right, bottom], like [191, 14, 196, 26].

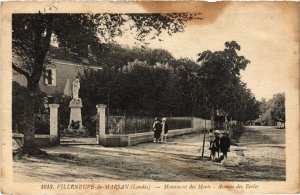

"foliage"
[78, 41, 260, 128]
[106, 116, 192, 135]
[12, 81, 49, 134]
[79, 58, 205, 119]
[229, 121, 245, 142]
[258, 93, 285, 125]
[12, 13, 199, 147]
[227, 81, 260, 122]
[91, 44, 177, 70]
[270, 93, 285, 122]
[196, 41, 256, 128]
[34, 113, 50, 134]
[13, 12, 262, 143]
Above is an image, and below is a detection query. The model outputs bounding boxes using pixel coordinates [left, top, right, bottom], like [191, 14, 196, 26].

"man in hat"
[220, 131, 231, 159]
[160, 117, 169, 143]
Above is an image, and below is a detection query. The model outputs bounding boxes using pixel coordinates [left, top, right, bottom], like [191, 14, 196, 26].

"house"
[13, 58, 102, 102]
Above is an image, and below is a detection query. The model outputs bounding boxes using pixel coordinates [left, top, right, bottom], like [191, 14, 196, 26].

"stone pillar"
[96, 104, 107, 145]
[69, 98, 83, 129]
[49, 104, 59, 145]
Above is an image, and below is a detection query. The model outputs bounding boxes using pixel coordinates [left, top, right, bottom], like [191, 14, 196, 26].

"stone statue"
[72, 78, 80, 100]
[69, 78, 83, 130]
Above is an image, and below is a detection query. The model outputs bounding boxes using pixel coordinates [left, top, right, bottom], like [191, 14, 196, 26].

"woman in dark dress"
[220, 132, 231, 159]
[153, 118, 162, 143]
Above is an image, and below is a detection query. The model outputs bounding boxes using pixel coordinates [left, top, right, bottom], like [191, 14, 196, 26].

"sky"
[115, 2, 299, 100]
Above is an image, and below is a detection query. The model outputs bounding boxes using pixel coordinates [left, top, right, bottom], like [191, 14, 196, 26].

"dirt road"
[13, 126, 285, 182]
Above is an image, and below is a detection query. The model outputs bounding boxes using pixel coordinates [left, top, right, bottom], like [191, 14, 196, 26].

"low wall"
[12, 133, 54, 148]
[100, 117, 216, 147]
[100, 128, 200, 147]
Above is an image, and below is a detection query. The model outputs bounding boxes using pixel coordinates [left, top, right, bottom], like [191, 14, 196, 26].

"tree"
[197, 41, 251, 129]
[229, 81, 260, 122]
[12, 13, 201, 148]
[88, 44, 176, 71]
[270, 93, 285, 123]
[258, 93, 285, 126]
[242, 89, 260, 122]
[79, 53, 212, 121]
[12, 81, 48, 134]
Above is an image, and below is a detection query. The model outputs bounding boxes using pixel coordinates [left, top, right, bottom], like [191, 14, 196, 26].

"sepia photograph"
[1, 1, 299, 194]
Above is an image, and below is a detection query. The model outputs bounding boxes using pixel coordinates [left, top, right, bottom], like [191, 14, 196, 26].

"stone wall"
[100, 117, 215, 147]
[100, 127, 199, 147]
[129, 128, 197, 146]
[12, 104, 60, 148]
[13, 133, 52, 148]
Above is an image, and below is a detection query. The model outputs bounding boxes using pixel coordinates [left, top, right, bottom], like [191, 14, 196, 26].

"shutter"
[52, 68, 56, 86]
[44, 70, 49, 85]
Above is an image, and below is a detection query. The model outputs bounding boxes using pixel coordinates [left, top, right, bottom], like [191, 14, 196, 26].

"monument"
[68, 78, 83, 129]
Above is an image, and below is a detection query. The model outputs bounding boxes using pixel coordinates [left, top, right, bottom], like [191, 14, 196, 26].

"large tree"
[12, 13, 201, 149]
[259, 93, 285, 126]
[196, 41, 251, 129]
[270, 93, 285, 123]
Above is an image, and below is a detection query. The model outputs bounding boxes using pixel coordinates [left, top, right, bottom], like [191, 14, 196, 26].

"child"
[210, 130, 220, 162]
[208, 129, 214, 150]
[160, 117, 169, 143]
[220, 132, 231, 159]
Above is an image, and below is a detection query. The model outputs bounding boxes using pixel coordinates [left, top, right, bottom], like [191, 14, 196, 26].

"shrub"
[12, 81, 49, 134]
[105, 116, 192, 134]
[229, 121, 245, 141]
[85, 116, 97, 136]
[34, 113, 50, 134]
[167, 118, 192, 130]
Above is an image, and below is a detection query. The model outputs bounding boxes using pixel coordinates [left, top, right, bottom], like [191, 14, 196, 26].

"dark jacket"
[220, 136, 231, 152]
[211, 136, 220, 152]
[153, 122, 162, 139]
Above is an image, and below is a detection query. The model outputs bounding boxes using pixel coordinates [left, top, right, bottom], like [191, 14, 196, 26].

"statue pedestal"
[69, 98, 83, 130]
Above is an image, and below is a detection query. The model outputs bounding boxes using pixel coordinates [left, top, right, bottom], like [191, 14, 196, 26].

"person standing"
[220, 132, 231, 159]
[207, 129, 214, 159]
[208, 129, 214, 149]
[210, 130, 220, 162]
[153, 117, 162, 143]
[160, 117, 169, 143]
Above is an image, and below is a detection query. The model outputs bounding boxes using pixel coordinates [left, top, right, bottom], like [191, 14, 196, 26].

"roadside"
[13, 126, 285, 182]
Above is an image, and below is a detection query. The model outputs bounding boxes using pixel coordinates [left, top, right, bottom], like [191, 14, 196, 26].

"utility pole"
[201, 119, 206, 159]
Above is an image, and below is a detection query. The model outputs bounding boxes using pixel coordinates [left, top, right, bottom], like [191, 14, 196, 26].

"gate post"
[96, 104, 107, 145]
[49, 104, 60, 146]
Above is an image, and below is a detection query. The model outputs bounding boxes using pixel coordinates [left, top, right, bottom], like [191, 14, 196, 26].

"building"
[13, 59, 102, 101]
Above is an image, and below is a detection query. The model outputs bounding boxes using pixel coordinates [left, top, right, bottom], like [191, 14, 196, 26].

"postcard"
[1, 1, 299, 194]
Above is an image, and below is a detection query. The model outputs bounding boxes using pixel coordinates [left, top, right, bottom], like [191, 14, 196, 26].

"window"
[44, 68, 56, 86]
[47, 96, 55, 104]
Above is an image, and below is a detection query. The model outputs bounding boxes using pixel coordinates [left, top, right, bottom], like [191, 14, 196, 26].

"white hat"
[162, 117, 167, 121]
[215, 130, 220, 134]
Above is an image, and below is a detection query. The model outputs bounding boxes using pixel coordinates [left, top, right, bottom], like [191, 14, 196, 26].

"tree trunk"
[13, 14, 54, 150]
[22, 84, 36, 148]
[22, 13, 53, 148]
[210, 106, 215, 130]
[224, 114, 228, 130]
